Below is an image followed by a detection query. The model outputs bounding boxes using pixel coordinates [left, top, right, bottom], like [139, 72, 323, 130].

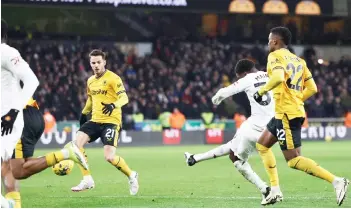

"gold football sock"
[111, 156, 132, 177]
[288, 156, 335, 183]
[78, 148, 91, 176]
[256, 143, 279, 186]
[45, 151, 64, 166]
[5, 192, 21, 208]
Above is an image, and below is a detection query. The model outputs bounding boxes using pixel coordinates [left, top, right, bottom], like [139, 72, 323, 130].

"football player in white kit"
[184, 59, 283, 205]
[1, 19, 39, 208]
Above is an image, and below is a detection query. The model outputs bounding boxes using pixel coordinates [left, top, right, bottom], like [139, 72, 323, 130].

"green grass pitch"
[17, 141, 351, 208]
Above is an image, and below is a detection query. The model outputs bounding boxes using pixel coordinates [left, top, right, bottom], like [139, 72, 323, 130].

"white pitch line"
[47, 195, 334, 200]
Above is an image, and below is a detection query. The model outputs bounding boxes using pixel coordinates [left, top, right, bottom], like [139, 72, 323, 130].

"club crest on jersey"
[103, 80, 107, 86]
[271, 58, 281, 65]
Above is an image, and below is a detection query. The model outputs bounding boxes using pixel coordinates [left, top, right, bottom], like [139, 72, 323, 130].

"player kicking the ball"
[184, 59, 283, 205]
[253, 26, 349, 206]
[2, 97, 89, 208]
[70, 49, 139, 195]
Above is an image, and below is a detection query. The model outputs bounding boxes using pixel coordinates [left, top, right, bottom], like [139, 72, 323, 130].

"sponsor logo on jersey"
[91, 89, 108, 95]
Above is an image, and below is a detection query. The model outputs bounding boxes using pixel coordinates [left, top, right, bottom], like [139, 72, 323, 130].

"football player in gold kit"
[1, 98, 89, 208]
[254, 27, 349, 206]
[70, 50, 139, 195]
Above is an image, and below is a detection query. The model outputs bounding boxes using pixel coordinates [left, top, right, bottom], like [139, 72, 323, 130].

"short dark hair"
[2, 19, 8, 39]
[89, 49, 106, 60]
[235, 59, 255, 75]
[270, 26, 292, 46]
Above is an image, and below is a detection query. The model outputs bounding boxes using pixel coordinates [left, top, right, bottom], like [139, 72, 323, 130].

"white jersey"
[1, 43, 39, 161]
[1, 43, 39, 112]
[215, 71, 274, 129]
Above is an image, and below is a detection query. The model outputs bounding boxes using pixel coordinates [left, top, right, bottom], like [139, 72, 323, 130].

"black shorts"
[79, 121, 121, 147]
[266, 114, 305, 150]
[12, 106, 45, 159]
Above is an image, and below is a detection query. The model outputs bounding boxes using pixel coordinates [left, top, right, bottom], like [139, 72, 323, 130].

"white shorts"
[1, 109, 23, 161]
[227, 120, 264, 161]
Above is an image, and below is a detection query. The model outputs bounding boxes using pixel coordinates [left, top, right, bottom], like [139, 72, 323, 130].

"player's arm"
[257, 54, 285, 96]
[80, 86, 92, 126]
[302, 63, 318, 101]
[212, 78, 249, 105]
[112, 76, 129, 108]
[101, 76, 129, 116]
[1, 48, 39, 136]
[5, 48, 39, 110]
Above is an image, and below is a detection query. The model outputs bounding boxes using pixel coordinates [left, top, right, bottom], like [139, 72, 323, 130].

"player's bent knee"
[103, 145, 116, 163]
[287, 156, 302, 169]
[229, 151, 239, 163]
[104, 155, 115, 163]
[75, 131, 90, 147]
[104, 151, 116, 163]
[12, 169, 29, 180]
[256, 142, 268, 152]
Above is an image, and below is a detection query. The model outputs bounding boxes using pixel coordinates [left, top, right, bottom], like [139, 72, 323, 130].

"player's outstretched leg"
[2, 142, 87, 180]
[285, 152, 349, 206]
[104, 145, 139, 195]
[256, 129, 283, 205]
[279, 114, 349, 206]
[184, 143, 231, 166]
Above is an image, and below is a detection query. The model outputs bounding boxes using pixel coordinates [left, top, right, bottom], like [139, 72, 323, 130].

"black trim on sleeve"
[116, 90, 126, 95]
[304, 76, 312, 82]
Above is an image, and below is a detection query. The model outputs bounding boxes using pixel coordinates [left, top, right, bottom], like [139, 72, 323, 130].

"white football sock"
[1, 195, 10, 208]
[272, 185, 281, 193]
[61, 149, 69, 159]
[234, 160, 267, 194]
[332, 177, 343, 187]
[83, 175, 94, 182]
[193, 144, 230, 162]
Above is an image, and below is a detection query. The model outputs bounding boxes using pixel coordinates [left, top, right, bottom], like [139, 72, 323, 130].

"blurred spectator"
[158, 108, 172, 130]
[170, 108, 186, 130]
[345, 112, 351, 127]
[234, 108, 247, 129]
[7, 38, 351, 123]
[43, 109, 56, 133]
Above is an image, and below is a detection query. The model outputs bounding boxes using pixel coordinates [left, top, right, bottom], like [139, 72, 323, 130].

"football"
[52, 160, 74, 176]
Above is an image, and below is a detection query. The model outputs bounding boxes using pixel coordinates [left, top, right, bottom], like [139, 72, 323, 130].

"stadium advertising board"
[35, 125, 351, 148]
[163, 129, 182, 145]
[206, 129, 224, 144]
[3, 0, 335, 16]
[117, 120, 232, 131]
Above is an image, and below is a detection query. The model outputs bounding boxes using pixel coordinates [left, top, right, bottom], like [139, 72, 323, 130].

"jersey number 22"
[286, 63, 303, 91]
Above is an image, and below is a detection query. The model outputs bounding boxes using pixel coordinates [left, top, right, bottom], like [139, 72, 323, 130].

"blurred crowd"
[8, 38, 351, 122]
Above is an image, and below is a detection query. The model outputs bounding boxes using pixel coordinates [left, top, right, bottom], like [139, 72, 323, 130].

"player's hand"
[79, 113, 88, 126]
[101, 102, 115, 116]
[253, 91, 263, 103]
[211, 94, 224, 105]
[1, 109, 19, 136]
